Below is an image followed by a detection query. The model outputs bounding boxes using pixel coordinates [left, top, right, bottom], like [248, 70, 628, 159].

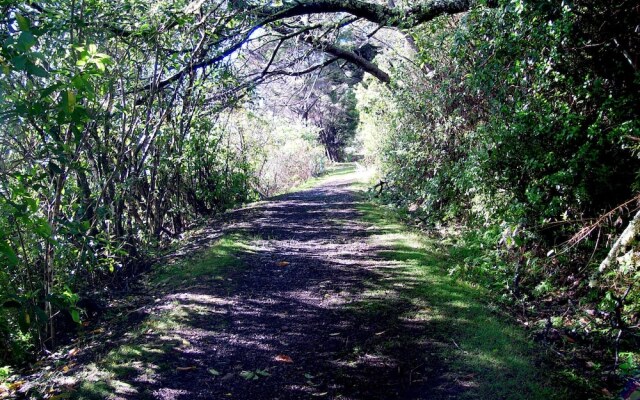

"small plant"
[619, 352, 639, 377]
[0, 366, 12, 382]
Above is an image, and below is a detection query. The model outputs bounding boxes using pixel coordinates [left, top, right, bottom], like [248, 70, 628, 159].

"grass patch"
[71, 233, 253, 399]
[354, 198, 568, 399]
[292, 162, 358, 191]
[151, 233, 254, 288]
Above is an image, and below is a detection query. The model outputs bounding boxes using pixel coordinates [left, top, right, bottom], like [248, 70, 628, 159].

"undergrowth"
[355, 196, 593, 399]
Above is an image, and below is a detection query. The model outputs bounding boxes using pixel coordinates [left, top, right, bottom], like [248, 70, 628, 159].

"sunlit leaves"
[74, 45, 113, 74]
[359, 0, 640, 378]
[1, 0, 290, 366]
[0, 241, 19, 267]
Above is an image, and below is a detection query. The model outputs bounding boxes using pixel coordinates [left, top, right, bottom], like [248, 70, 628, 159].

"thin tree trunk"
[44, 171, 67, 348]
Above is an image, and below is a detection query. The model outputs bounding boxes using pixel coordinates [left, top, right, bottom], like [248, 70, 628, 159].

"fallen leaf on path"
[208, 369, 221, 376]
[274, 354, 293, 363]
[176, 366, 197, 371]
[67, 348, 79, 358]
[7, 381, 24, 391]
[276, 261, 290, 267]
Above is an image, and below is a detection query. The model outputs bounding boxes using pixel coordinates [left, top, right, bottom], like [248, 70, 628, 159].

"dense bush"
[357, 0, 639, 372]
[0, 0, 330, 366]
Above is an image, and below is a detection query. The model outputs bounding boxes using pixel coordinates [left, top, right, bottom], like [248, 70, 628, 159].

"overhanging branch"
[137, 0, 494, 91]
[305, 37, 390, 83]
[260, 0, 493, 28]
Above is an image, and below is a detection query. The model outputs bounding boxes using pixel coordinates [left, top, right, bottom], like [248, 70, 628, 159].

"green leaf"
[41, 83, 62, 98]
[0, 241, 19, 266]
[94, 60, 105, 72]
[72, 74, 89, 90]
[11, 55, 28, 71]
[58, 91, 76, 115]
[26, 62, 49, 77]
[15, 14, 30, 31]
[34, 306, 48, 323]
[17, 31, 37, 50]
[66, 90, 76, 113]
[33, 220, 52, 239]
[30, 51, 46, 61]
[239, 370, 257, 380]
[208, 368, 220, 376]
[70, 309, 81, 324]
[17, 310, 31, 332]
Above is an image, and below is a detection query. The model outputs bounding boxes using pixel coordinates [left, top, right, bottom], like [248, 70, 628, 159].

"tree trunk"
[598, 208, 640, 273]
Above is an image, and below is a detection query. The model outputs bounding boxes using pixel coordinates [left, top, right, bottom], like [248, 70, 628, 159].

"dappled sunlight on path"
[65, 167, 555, 400]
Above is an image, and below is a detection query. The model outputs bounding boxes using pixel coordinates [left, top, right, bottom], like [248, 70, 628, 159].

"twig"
[409, 363, 424, 385]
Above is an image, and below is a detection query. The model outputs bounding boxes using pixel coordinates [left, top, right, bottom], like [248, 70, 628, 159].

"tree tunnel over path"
[1, 1, 638, 398]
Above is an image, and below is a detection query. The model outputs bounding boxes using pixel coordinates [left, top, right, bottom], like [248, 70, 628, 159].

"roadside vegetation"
[355, 0, 639, 391]
[355, 200, 564, 399]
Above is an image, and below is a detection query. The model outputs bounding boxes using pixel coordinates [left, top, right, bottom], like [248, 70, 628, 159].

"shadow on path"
[68, 174, 549, 400]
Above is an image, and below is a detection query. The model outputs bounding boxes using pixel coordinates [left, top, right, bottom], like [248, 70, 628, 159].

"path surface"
[58, 171, 552, 400]
[139, 174, 446, 399]
[87, 173, 449, 400]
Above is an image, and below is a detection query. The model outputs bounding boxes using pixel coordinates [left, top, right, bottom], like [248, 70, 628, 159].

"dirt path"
[138, 174, 446, 399]
[45, 170, 557, 399]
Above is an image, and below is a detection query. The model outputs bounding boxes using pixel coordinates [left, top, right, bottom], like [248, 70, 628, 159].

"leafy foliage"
[0, 0, 329, 365]
[357, 0, 639, 378]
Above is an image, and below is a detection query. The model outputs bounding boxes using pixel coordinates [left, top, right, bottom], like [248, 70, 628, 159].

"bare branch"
[259, 0, 493, 28]
[137, 0, 495, 91]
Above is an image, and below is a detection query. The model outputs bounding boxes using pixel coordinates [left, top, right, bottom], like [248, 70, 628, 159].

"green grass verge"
[151, 233, 254, 288]
[354, 200, 568, 399]
[291, 162, 358, 191]
[71, 233, 253, 399]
